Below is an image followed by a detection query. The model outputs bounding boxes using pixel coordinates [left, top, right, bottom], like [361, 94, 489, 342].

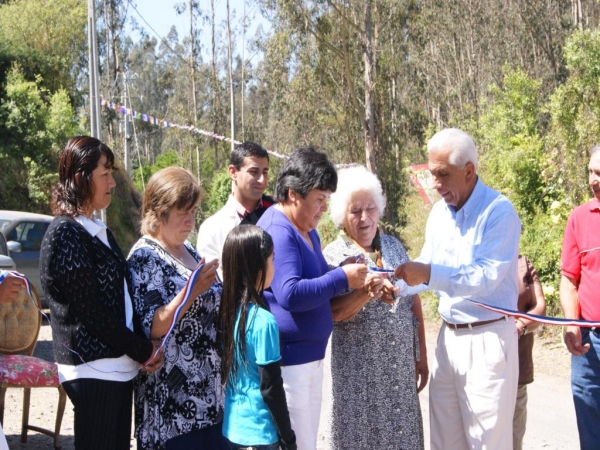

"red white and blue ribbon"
[375, 270, 600, 328]
[0, 270, 33, 301]
[469, 299, 600, 328]
[146, 263, 207, 364]
[1, 266, 209, 372]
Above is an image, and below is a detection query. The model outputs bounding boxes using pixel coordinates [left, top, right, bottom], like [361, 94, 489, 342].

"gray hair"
[590, 145, 600, 157]
[427, 128, 478, 170]
[329, 165, 386, 229]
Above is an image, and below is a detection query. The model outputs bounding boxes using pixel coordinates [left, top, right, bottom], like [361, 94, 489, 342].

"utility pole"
[88, 0, 106, 222]
[227, 0, 235, 152]
[241, 0, 245, 140]
[190, 0, 200, 182]
[88, 0, 101, 140]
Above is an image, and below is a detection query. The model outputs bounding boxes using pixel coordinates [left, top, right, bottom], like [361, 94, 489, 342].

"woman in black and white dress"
[128, 166, 227, 450]
[40, 136, 163, 450]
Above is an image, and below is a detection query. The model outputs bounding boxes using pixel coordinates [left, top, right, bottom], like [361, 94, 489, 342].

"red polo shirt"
[561, 199, 600, 320]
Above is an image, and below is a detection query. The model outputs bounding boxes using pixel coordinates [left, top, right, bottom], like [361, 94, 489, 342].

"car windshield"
[0, 220, 9, 234]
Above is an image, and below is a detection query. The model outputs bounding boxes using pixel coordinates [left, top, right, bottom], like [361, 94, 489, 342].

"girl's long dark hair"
[219, 225, 274, 388]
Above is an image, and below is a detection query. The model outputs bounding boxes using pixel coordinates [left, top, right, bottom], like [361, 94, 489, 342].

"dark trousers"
[165, 423, 229, 450]
[62, 378, 133, 450]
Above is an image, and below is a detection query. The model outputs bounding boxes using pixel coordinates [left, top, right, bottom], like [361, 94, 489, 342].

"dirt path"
[417, 321, 578, 450]
[3, 318, 579, 450]
[318, 319, 578, 450]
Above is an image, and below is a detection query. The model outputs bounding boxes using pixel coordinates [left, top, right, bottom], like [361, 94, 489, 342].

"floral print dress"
[322, 232, 424, 450]
[128, 238, 223, 450]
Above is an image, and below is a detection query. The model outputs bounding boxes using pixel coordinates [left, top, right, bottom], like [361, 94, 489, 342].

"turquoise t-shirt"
[223, 304, 282, 445]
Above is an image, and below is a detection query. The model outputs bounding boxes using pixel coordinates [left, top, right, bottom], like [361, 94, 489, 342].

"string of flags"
[100, 99, 290, 160]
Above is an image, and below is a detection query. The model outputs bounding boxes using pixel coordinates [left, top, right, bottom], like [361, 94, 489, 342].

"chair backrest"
[0, 284, 41, 355]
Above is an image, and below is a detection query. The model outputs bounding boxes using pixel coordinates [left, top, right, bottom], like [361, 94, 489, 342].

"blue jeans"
[571, 328, 600, 450]
[227, 440, 279, 450]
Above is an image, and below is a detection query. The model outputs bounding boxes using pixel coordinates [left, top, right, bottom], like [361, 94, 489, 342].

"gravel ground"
[3, 317, 578, 450]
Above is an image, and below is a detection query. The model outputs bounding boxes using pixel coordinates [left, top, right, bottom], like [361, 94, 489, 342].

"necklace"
[144, 236, 196, 270]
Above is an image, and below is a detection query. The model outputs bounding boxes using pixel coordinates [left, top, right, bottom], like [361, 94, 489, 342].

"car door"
[5, 220, 49, 297]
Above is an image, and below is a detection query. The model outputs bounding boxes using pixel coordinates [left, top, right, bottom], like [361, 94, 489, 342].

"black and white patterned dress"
[128, 238, 223, 450]
[322, 233, 424, 450]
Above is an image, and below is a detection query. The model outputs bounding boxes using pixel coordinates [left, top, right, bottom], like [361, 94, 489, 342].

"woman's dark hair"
[219, 225, 274, 388]
[274, 147, 337, 202]
[51, 136, 115, 216]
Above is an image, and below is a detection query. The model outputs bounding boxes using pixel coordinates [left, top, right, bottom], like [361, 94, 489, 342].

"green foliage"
[202, 170, 231, 217]
[548, 28, 600, 207]
[477, 68, 548, 219]
[23, 157, 57, 213]
[0, 64, 79, 213]
[316, 210, 340, 249]
[0, 0, 87, 94]
[0, 67, 51, 160]
[519, 203, 569, 316]
[133, 150, 182, 192]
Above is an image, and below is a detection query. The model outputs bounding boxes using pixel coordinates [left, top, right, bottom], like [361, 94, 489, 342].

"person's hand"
[380, 277, 400, 304]
[342, 263, 368, 289]
[364, 273, 385, 299]
[564, 325, 590, 356]
[0, 272, 26, 303]
[394, 262, 431, 287]
[141, 340, 165, 373]
[189, 258, 219, 299]
[340, 254, 365, 266]
[415, 358, 429, 393]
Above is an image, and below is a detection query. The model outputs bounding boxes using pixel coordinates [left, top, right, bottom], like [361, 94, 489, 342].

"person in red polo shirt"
[560, 144, 600, 450]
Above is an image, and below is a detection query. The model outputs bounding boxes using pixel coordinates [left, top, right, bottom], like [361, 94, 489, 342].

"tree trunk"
[364, 0, 376, 173]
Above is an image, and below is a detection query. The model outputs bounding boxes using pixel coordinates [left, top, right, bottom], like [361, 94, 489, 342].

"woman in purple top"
[257, 148, 381, 450]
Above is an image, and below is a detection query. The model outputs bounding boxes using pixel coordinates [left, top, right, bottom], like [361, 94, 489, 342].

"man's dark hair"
[230, 142, 270, 170]
[274, 147, 337, 202]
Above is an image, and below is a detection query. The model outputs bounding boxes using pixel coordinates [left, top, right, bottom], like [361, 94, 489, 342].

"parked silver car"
[0, 231, 17, 272]
[0, 210, 53, 305]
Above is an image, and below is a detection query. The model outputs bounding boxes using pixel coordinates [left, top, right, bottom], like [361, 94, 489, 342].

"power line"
[126, 0, 190, 67]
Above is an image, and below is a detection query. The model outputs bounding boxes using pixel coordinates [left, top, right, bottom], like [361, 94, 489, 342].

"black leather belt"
[444, 316, 506, 330]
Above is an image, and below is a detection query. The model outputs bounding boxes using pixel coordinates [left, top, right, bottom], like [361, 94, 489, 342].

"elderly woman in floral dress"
[323, 165, 428, 450]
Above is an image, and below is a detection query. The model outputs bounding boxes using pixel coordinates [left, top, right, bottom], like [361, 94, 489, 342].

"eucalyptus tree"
[0, 0, 87, 95]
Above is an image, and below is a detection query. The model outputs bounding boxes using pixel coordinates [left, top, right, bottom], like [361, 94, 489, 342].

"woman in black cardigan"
[40, 136, 163, 450]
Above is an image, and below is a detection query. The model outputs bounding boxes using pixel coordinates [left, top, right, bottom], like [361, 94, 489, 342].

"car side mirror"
[7, 241, 21, 253]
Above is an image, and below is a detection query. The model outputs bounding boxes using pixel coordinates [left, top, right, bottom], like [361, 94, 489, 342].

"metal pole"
[88, 0, 106, 222]
[88, 0, 101, 141]
[227, 0, 235, 152]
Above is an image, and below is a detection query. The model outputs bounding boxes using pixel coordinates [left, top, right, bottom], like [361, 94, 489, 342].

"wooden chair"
[0, 284, 66, 449]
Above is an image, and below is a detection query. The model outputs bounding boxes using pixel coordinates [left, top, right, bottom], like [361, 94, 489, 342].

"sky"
[127, 0, 270, 61]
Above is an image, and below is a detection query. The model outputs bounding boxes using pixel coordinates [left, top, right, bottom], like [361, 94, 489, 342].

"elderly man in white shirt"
[396, 128, 521, 450]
